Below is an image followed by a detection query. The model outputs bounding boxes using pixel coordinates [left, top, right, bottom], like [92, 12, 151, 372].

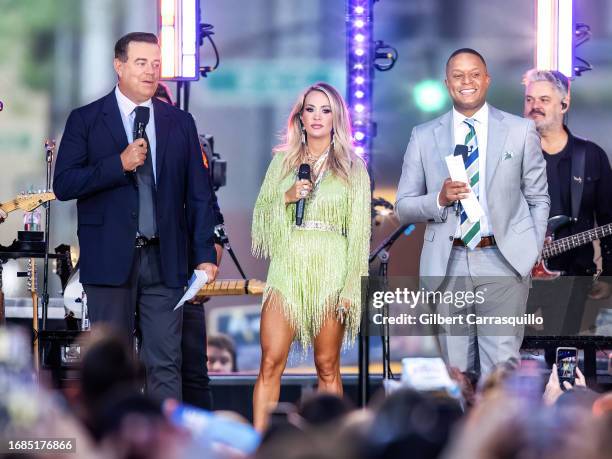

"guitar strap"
[570, 136, 587, 221]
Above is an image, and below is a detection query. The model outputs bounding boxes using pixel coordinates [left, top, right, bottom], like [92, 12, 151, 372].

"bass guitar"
[532, 215, 612, 280]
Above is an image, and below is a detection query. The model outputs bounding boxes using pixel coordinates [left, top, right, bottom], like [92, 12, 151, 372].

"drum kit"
[62, 264, 89, 328]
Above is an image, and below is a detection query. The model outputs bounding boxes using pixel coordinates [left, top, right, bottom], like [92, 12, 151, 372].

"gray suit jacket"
[396, 105, 550, 286]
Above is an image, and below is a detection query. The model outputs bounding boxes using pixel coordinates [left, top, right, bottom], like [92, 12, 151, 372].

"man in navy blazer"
[54, 32, 218, 400]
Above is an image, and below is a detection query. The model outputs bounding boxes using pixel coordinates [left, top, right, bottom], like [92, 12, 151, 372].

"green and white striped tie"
[460, 118, 481, 249]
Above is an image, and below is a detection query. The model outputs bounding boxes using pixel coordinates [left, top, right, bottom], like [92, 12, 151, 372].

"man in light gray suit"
[396, 48, 550, 375]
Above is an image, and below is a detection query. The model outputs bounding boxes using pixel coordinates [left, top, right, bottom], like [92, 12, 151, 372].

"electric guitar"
[63, 272, 265, 318]
[27, 258, 40, 371]
[0, 191, 56, 216]
[532, 215, 612, 280]
[1, 192, 54, 325]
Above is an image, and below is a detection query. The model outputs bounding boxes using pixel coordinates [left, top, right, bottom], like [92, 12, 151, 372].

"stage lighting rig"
[374, 41, 398, 72]
[199, 22, 220, 78]
[573, 22, 592, 76]
[347, 1, 397, 167]
[199, 134, 226, 191]
[535, 0, 591, 78]
[159, 0, 201, 81]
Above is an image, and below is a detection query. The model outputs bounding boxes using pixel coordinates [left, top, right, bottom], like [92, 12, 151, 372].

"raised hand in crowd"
[543, 363, 587, 406]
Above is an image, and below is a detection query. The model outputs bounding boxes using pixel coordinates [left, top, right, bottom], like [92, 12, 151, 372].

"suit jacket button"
[449, 236, 453, 241]
[131, 212, 137, 219]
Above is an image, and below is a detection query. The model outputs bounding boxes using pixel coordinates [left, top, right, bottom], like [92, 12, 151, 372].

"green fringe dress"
[252, 152, 371, 349]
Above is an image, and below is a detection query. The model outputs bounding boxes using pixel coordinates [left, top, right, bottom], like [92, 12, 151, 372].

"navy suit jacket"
[54, 90, 217, 287]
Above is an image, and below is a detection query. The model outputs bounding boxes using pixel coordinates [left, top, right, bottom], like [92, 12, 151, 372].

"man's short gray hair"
[524, 68, 570, 99]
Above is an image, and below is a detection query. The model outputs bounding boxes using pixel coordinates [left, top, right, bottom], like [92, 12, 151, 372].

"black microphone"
[133, 106, 150, 140]
[454, 144, 468, 162]
[295, 163, 311, 226]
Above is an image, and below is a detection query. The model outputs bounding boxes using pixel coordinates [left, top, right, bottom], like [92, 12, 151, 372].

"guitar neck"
[30, 256, 40, 372]
[195, 279, 265, 298]
[32, 292, 39, 324]
[543, 222, 612, 259]
[198, 280, 251, 297]
[0, 192, 56, 214]
[0, 200, 18, 213]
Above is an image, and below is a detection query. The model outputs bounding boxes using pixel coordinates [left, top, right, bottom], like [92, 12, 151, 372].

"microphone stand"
[215, 225, 247, 280]
[358, 222, 414, 406]
[41, 140, 55, 331]
[177, 82, 243, 281]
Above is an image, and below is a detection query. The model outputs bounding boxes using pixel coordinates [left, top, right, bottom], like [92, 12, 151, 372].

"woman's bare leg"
[252, 296, 294, 431]
[313, 315, 345, 395]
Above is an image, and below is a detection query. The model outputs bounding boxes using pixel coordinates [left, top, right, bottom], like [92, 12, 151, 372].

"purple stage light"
[347, 0, 374, 164]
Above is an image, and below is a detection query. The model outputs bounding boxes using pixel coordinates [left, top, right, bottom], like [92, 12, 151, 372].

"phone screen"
[556, 348, 577, 388]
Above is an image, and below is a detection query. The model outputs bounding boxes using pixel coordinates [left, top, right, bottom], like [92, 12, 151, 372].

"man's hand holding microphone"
[120, 138, 148, 172]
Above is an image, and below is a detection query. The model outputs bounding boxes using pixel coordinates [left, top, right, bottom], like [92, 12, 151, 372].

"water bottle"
[23, 208, 41, 231]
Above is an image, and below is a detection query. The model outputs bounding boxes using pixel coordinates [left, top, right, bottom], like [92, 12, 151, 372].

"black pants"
[181, 302, 213, 410]
[527, 275, 591, 335]
[84, 245, 184, 401]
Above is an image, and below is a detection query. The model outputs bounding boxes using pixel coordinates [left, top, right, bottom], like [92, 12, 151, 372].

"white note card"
[401, 357, 455, 391]
[445, 154, 484, 222]
[174, 270, 209, 310]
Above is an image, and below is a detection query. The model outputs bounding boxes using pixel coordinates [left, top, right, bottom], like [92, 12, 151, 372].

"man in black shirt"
[524, 69, 612, 334]
[154, 82, 225, 409]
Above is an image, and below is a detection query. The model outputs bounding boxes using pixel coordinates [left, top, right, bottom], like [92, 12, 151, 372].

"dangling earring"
[301, 124, 306, 145]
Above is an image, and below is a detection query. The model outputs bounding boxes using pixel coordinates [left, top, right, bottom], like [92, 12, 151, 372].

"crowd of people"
[1, 325, 611, 459]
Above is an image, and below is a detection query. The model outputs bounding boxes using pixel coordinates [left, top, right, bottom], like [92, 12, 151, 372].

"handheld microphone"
[295, 163, 311, 226]
[133, 106, 150, 140]
[454, 144, 468, 162]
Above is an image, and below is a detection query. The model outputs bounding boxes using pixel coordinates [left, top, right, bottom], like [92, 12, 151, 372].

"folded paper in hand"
[445, 154, 484, 222]
[174, 270, 209, 310]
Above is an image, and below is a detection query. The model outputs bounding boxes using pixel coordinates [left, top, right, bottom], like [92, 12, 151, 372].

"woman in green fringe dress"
[251, 83, 371, 430]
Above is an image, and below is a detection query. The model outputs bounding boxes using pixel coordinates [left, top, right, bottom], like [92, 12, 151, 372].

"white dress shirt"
[450, 103, 492, 237]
